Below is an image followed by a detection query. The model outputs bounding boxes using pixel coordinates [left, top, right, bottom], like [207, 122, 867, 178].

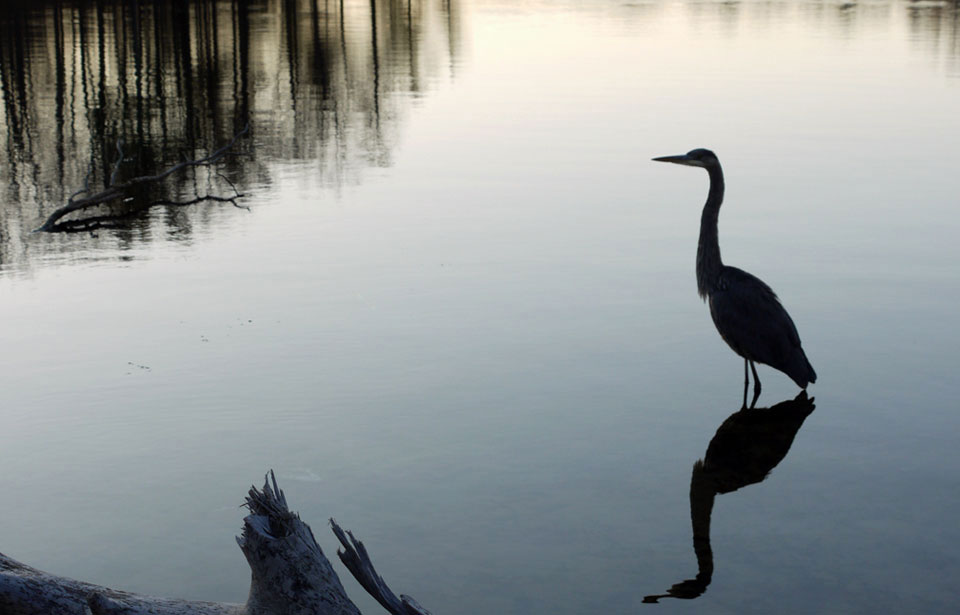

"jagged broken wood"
[36, 125, 250, 233]
[0, 471, 430, 615]
[331, 522, 431, 615]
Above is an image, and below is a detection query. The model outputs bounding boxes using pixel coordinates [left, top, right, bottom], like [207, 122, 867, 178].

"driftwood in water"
[35, 126, 250, 233]
[0, 471, 430, 615]
[331, 523, 431, 615]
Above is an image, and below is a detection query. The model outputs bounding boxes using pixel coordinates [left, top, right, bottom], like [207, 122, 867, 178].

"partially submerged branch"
[0, 471, 431, 615]
[332, 521, 432, 615]
[36, 125, 250, 233]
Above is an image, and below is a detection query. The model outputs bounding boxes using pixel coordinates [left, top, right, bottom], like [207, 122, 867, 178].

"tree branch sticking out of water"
[35, 125, 251, 234]
[0, 470, 431, 615]
[331, 520, 433, 615]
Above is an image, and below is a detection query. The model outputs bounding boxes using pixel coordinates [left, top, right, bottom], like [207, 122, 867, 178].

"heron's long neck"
[696, 164, 725, 299]
[690, 461, 715, 583]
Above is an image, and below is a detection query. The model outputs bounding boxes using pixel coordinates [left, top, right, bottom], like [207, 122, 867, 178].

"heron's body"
[708, 266, 815, 389]
[654, 148, 816, 405]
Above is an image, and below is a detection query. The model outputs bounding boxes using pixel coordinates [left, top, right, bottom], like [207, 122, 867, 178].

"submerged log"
[35, 125, 250, 234]
[0, 471, 428, 615]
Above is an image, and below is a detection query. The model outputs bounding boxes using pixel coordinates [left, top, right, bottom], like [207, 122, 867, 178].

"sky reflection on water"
[1, 1, 960, 614]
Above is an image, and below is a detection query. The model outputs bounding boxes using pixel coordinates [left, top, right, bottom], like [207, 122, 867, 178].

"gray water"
[1, 1, 959, 613]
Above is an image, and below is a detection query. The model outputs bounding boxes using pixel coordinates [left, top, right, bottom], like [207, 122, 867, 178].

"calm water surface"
[1, 1, 959, 613]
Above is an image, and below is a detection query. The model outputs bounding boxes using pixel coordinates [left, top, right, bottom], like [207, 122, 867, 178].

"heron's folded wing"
[709, 267, 802, 361]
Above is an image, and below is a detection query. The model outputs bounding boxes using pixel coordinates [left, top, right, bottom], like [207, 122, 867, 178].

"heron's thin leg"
[742, 359, 749, 409]
[749, 361, 761, 408]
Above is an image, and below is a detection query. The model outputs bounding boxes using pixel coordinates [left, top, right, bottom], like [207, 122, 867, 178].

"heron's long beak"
[652, 154, 698, 166]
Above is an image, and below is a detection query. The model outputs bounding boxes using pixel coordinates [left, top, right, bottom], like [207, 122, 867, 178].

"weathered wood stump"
[0, 471, 430, 615]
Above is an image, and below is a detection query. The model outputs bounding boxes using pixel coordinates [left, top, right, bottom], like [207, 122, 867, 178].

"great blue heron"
[643, 391, 816, 603]
[653, 148, 816, 407]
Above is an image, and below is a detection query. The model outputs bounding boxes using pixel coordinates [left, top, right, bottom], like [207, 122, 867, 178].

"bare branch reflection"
[0, 0, 461, 265]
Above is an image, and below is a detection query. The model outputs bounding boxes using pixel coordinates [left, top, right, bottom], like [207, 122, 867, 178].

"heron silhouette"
[653, 149, 816, 408]
[643, 391, 816, 603]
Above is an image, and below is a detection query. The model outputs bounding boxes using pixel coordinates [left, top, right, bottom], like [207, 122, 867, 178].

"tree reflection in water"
[0, 0, 461, 264]
[644, 392, 815, 603]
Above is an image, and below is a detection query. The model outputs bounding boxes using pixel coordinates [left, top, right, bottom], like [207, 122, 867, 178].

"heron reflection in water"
[653, 149, 816, 408]
[643, 392, 815, 603]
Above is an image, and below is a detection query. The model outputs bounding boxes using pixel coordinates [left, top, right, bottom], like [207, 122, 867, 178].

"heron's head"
[652, 148, 719, 169]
